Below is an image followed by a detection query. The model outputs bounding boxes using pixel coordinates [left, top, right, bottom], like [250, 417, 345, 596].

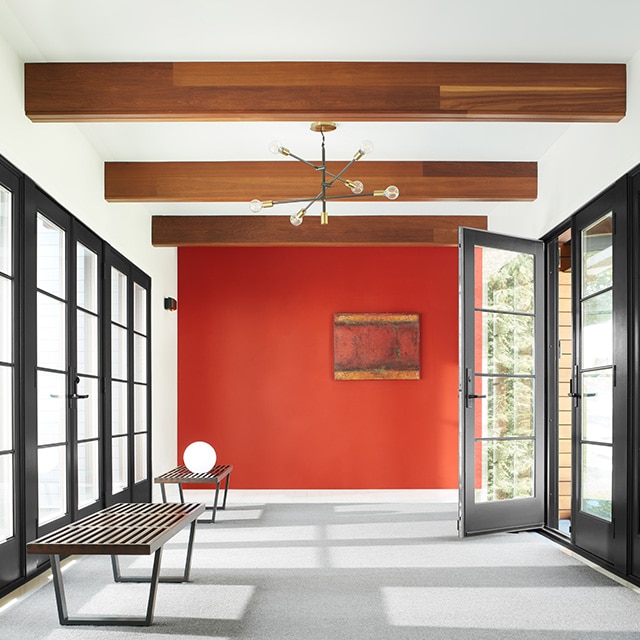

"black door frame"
[542, 175, 629, 576]
[459, 227, 545, 536]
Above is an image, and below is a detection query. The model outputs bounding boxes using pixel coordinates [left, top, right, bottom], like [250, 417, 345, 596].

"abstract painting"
[334, 312, 420, 380]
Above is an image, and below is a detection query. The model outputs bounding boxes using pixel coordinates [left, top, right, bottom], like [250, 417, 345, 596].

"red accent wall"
[177, 246, 458, 489]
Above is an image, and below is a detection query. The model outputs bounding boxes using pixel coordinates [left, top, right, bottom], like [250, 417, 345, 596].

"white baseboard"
[174, 488, 458, 504]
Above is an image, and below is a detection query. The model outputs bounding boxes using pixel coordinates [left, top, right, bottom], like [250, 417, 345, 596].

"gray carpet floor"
[2, 500, 640, 639]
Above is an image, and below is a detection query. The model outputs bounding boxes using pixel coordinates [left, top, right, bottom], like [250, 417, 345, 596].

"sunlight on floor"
[78, 584, 255, 621]
[382, 585, 640, 631]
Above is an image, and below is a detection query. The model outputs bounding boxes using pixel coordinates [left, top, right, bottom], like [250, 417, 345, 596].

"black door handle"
[468, 394, 487, 399]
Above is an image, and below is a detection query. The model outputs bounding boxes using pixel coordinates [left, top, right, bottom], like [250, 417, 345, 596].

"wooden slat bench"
[155, 464, 233, 522]
[27, 501, 205, 626]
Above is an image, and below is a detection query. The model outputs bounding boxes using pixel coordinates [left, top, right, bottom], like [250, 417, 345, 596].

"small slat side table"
[26, 501, 206, 626]
[155, 464, 233, 522]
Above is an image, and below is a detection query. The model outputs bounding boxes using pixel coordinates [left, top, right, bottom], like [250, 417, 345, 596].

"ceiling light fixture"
[249, 122, 399, 226]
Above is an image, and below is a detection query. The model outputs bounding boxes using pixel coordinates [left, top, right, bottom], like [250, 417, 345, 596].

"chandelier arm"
[322, 192, 380, 201]
[271, 191, 324, 207]
[285, 150, 322, 171]
[324, 157, 358, 187]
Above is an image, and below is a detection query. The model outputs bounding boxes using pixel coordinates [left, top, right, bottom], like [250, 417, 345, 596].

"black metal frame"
[0, 152, 152, 599]
[0, 158, 23, 595]
[48, 518, 197, 626]
[458, 227, 546, 536]
[159, 473, 231, 523]
[569, 176, 628, 570]
[104, 248, 152, 507]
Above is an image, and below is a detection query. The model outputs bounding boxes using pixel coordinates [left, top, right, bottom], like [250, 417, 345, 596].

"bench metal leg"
[159, 482, 185, 504]
[207, 474, 231, 522]
[50, 549, 163, 626]
[221, 473, 231, 509]
[111, 519, 198, 584]
[211, 481, 221, 522]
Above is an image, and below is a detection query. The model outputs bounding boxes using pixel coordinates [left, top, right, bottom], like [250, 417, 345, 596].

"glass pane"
[0, 185, 11, 276]
[77, 243, 98, 313]
[111, 267, 127, 326]
[582, 369, 613, 444]
[111, 381, 128, 436]
[0, 365, 12, 451]
[0, 276, 10, 363]
[77, 440, 99, 509]
[581, 444, 612, 521]
[111, 324, 128, 379]
[77, 376, 99, 440]
[474, 376, 534, 439]
[475, 438, 535, 502]
[37, 371, 66, 445]
[37, 293, 66, 370]
[479, 311, 534, 375]
[582, 212, 612, 298]
[582, 290, 612, 369]
[77, 310, 98, 376]
[37, 213, 65, 298]
[134, 433, 147, 483]
[134, 283, 147, 335]
[38, 445, 67, 524]
[474, 246, 534, 313]
[134, 383, 147, 433]
[134, 334, 147, 383]
[112, 436, 128, 494]
[0, 453, 13, 542]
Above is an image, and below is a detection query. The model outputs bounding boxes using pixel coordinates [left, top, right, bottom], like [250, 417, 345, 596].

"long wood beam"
[106, 161, 537, 202]
[151, 215, 487, 247]
[25, 62, 625, 123]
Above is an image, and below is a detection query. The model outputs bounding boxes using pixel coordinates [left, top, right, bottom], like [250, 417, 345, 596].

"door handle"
[69, 375, 89, 401]
[468, 394, 487, 399]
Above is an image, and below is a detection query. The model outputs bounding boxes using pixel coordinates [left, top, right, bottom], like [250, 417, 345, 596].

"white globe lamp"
[183, 441, 217, 474]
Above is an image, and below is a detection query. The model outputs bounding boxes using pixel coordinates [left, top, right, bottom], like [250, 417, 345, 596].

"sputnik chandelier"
[249, 122, 399, 226]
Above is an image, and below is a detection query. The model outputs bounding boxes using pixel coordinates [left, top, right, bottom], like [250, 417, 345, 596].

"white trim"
[180, 488, 458, 504]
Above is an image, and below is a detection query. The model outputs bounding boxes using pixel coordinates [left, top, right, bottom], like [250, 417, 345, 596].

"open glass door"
[459, 228, 544, 536]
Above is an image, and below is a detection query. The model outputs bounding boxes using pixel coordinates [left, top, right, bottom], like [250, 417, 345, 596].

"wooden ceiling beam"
[25, 62, 625, 123]
[106, 161, 537, 202]
[151, 215, 487, 247]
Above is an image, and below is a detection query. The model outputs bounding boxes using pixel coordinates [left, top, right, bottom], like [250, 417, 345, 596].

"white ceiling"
[1, 0, 640, 218]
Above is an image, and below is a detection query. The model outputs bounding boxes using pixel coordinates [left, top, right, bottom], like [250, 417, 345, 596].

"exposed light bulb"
[359, 140, 374, 155]
[269, 140, 283, 155]
[384, 185, 399, 200]
[290, 209, 306, 226]
[348, 180, 364, 194]
[249, 199, 264, 213]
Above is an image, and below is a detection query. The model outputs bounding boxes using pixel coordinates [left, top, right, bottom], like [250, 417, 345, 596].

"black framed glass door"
[459, 228, 545, 536]
[571, 177, 627, 569]
[27, 188, 106, 541]
[460, 229, 544, 535]
[105, 248, 151, 506]
[0, 162, 21, 592]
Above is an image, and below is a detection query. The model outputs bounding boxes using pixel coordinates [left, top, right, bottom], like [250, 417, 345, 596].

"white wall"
[0, 32, 178, 480]
[490, 50, 640, 239]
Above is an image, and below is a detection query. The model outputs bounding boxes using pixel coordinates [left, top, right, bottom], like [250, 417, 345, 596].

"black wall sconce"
[164, 297, 177, 311]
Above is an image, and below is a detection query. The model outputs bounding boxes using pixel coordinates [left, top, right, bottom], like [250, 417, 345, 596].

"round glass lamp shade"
[183, 441, 217, 474]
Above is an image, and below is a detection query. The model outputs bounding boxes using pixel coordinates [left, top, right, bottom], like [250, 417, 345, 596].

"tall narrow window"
[111, 267, 129, 494]
[76, 243, 100, 509]
[579, 212, 614, 522]
[36, 213, 68, 525]
[0, 184, 14, 542]
[133, 282, 149, 484]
